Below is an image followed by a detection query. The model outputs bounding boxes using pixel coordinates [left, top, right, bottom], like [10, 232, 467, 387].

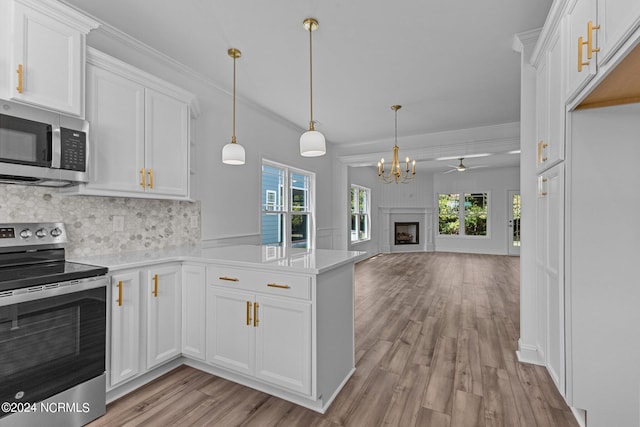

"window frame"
[437, 191, 491, 239]
[261, 159, 316, 249]
[350, 184, 371, 243]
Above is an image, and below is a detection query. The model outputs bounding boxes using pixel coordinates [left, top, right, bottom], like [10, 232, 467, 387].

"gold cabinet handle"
[148, 168, 154, 189]
[246, 301, 252, 326]
[152, 274, 158, 297]
[541, 192, 548, 196]
[542, 177, 548, 183]
[587, 20, 600, 59]
[537, 141, 543, 164]
[140, 168, 146, 188]
[578, 36, 589, 72]
[219, 276, 239, 282]
[16, 64, 23, 93]
[253, 302, 259, 327]
[117, 280, 123, 306]
[267, 283, 290, 289]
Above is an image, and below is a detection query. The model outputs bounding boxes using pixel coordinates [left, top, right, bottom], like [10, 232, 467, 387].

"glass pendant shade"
[300, 129, 326, 157]
[222, 141, 245, 165]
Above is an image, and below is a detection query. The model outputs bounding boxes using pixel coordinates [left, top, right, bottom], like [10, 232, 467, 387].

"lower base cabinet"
[108, 263, 181, 389]
[106, 256, 358, 413]
[206, 286, 312, 395]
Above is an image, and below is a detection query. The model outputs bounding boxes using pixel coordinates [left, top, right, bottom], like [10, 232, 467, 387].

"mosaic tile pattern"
[0, 184, 201, 257]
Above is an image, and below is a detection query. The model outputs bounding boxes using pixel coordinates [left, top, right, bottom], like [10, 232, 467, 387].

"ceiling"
[62, 0, 552, 172]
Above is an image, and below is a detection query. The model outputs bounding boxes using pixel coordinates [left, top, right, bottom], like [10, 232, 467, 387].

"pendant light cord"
[309, 25, 314, 130]
[232, 55, 237, 143]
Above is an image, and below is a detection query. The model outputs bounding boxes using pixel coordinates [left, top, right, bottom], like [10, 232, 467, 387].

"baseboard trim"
[516, 339, 544, 365]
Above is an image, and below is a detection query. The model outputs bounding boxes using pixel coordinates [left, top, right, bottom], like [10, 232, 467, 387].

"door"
[508, 191, 521, 256]
[146, 265, 182, 369]
[11, 2, 83, 116]
[255, 296, 312, 395]
[206, 286, 254, 376]
[86, 64, 145, 194]
[110, 271, 141, 387]
[565, 0, 598, 101]
[145, 88, 189, 197]
[537, 164, 565, 396]
[182, 264, 206, 360]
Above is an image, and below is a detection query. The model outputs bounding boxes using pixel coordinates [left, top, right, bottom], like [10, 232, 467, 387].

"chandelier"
[377, 105, 415, 183]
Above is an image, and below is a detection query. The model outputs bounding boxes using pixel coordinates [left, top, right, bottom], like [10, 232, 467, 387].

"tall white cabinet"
[522, 1, 640, 425]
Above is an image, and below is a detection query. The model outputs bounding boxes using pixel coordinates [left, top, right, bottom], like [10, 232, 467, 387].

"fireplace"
[395, 222, 419, 245]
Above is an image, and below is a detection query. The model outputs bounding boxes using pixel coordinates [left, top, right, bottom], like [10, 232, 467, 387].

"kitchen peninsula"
[72, 245, 367, 413]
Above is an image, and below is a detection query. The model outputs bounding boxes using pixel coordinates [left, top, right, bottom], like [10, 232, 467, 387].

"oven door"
[0, 280, 106, 417]
[0, 113, 52, 168]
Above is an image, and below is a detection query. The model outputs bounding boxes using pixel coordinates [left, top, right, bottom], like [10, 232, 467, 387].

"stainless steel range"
[0, 223, 108, 427]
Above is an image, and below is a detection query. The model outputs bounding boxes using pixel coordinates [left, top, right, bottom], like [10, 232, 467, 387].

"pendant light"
[222, 48, 245, 165]
[377, 105, 416, 184]
[300, 18, 326, 157]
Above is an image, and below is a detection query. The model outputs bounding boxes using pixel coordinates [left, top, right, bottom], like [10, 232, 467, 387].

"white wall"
[433, 166, 519, 255]
[86, 28, 335, 249]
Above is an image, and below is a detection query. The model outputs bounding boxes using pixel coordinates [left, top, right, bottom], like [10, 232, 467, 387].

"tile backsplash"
[0, 184, 200, 258]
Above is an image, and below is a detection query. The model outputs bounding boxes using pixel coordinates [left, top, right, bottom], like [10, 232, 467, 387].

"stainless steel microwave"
[0, 101, 89, 187]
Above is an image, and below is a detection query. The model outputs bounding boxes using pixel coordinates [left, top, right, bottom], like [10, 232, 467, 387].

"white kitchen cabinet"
[109, 263, 181, 389]
[109, 270, 141, 388]
[85, 63, 145, 194]
[144, 89, 190, 197]
[536, 163, 565, 396]
[146, 264, 182, 370]
[206, 269, 312, 396]
[68, 48, 195, 200]
[0, 0, 97, 117]
[182, 264, 206, 360]
[536, 27, 565, 173]
[597, 0, 640, 65]
[255, 295, 311, 395]
[565, 0, 598, 102]
[207, 287, 255, 376]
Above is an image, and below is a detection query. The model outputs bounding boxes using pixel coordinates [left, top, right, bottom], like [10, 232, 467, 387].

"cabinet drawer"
[207, 266, 311, 300]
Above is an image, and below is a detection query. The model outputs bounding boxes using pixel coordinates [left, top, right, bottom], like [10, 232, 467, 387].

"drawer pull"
[246, 301, 252, 326]
[219, 276, 239, 282]
[267, 283, 290, 289]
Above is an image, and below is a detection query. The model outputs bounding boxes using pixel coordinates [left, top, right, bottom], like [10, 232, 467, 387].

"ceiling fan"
[443, 158, 484, 174]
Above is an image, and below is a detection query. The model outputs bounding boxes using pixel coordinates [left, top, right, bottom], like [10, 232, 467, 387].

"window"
[438, 192, 489, 237]
[350, 185, 370, 242]
[261, 160, 315, 248]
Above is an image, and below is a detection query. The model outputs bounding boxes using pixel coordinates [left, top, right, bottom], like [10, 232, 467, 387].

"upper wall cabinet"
[565, 0, 598, 102]
[564, 0, 640, 104]
[0, 0, 98, 117]
[69, 48, 197, 200]
[597, 0, 640, 65]
[536, 26, 565, 173]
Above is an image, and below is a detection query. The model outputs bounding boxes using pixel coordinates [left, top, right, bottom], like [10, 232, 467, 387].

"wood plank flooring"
[88, 252, 577, 427]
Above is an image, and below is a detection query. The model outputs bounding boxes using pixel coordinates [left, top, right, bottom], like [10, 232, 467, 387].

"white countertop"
[70, 245, 368, 275]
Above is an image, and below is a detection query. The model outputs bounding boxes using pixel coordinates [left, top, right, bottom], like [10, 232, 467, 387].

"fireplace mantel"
[378, 207, 435, 253]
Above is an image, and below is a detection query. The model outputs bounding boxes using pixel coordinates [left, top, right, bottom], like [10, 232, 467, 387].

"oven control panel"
[0, 222, 66, 249]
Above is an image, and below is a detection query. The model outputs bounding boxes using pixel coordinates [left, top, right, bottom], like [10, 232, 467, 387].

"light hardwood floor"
[89, 252, 578, 427]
